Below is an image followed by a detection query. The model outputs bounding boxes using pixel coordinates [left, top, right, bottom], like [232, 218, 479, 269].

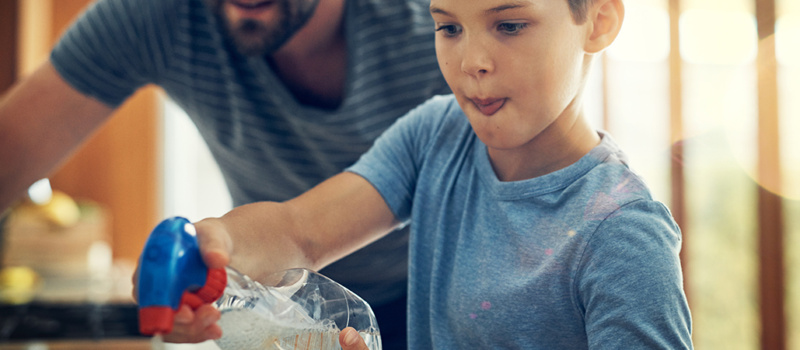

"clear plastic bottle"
[213, 267, 382, 350]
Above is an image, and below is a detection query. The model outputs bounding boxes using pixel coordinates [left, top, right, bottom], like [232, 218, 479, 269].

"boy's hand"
[339, 327, 371, 350]
[161, 218, 232, 343]
[162, 303, 223, 343]
[194, 217, 234, 271]
[131, 217, 233, 343]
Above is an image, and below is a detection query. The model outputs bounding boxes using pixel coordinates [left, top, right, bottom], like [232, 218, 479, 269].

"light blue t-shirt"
[347, 95, 693, 349]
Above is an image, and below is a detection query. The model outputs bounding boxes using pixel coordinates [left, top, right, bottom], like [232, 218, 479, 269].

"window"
[161, 99, 232, 223]
[595, 0, 797, 348]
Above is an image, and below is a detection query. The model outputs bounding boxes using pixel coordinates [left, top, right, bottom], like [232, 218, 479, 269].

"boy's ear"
[584, 0, 625, 54]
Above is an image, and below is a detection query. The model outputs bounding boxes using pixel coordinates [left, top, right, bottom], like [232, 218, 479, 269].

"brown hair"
[568, 0, 595, 24]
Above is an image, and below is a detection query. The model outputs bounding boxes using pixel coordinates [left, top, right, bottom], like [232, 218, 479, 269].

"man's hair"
[568, 0, 595, 24]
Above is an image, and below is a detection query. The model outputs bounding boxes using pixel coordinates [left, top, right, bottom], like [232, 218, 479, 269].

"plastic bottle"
[137, 217, 382, 350]
[214, 266, 381, 350]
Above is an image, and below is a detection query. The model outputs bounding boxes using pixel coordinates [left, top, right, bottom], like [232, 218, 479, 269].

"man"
[0, 0, 449, 348]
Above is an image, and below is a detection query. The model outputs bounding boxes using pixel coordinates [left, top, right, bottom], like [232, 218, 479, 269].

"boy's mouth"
[470, 97, 506, 116]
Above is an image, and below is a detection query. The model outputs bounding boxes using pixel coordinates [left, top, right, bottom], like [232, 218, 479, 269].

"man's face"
[206, 0, 320, 56]
[430, 0, 591, 151]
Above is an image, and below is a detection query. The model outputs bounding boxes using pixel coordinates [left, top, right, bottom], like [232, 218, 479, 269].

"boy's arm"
[0, 61, 115, 212]
[165, 172, 400, 343]
[580, 200, 692, 349]
[195, 171, 401, 284]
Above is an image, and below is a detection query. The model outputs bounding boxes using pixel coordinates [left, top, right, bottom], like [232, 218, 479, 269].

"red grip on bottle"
[140, 268, 227, 335]
[180, 267, 227, 310]
[139, 306, 175, 335]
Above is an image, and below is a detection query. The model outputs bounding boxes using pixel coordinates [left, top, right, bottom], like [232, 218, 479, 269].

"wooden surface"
[0, 339, 152, 350]
[755, 0, 785, 348]
[0, 1, 18, 94]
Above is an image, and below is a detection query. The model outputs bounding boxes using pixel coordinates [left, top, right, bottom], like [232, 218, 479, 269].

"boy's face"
[430, 0, 592, 151]
[207, 0, 319, 56]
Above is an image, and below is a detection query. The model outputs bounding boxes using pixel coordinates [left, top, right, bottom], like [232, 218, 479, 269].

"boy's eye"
[497, 22, 527, 35]
[435, 24, 462, 37]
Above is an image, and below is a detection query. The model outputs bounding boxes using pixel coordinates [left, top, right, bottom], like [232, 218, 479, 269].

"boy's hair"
[568, 0, 595, 24]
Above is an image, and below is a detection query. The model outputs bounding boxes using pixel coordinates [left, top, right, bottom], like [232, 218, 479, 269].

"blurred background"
[0, 0, 797, 349]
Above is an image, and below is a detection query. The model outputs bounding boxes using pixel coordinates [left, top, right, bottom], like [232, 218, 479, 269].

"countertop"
[0, 260, 148, 347]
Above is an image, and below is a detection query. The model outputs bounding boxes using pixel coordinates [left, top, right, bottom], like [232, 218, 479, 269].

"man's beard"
[206, 0, 319, 57]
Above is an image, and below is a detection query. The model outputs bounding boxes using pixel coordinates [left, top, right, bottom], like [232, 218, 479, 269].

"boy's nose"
[460, 37, 494, 77]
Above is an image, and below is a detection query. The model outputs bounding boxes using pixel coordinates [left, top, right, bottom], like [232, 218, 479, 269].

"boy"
[156, 0, 693, 348]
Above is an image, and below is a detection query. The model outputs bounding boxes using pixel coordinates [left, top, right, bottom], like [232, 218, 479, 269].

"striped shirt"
[50, 0, 450, 305]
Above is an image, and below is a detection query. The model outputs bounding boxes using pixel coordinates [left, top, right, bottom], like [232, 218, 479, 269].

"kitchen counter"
[0, 301, 143, 341]
[0, 208, 219, 350]
[0, 259, 149, 349]
[0, 339, 151, 350]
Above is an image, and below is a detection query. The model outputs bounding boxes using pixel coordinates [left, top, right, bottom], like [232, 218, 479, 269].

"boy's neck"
[488, 102, 601, 182]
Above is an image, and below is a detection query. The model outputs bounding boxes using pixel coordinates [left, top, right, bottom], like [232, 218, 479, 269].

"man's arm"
[0, 60, 115, 212]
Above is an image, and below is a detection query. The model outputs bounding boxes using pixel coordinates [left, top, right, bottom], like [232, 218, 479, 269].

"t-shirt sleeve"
[577, 199, 693, 349]
[346, 95, 455, 222]
[50, 0, 175, 106]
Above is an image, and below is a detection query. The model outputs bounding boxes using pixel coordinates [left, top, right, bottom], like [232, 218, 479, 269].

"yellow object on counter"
[2, 195, 111, 280]
[0, 266, 40, 304]
[14, 190, 81, 228]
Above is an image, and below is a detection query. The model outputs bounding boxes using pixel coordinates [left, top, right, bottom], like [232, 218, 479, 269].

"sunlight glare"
[680, 10, 758, 65]
[606, 4, 670, 62]
[776, 15, 800, 67]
